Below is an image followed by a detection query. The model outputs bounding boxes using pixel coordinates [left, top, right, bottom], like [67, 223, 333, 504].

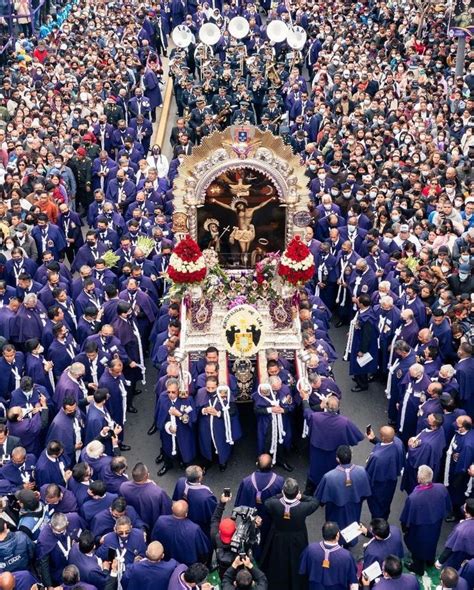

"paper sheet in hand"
[356, 352, 373, 367]
[362, 561, 382, 582]
[341, 521, 361, 543]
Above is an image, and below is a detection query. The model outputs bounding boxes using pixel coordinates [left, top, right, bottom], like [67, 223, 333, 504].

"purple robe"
[366, 438, 405, 519]
[253, 388, 294, 454]
[81, 492, 118, 524]
[304, 410, 364, 486]
[12, 571, 40, 590]
[101, 463, 129, 494]
[35, 450, 69, 487]
[96, 528, 147, 564]
[456, 357, 474, 418]
[299, 541, 358, 590]
[400, 483, 451, 562]
[79, 450, 111, 480]
[36, 513, 83, 586]
[122, 557, 178, 590]
[98, 369, 128, 429]
[119, 480, 172, 530]
[442, 518, 474, 569]
[195, 389, 242, 465]
[46, 409, 84, 466]
[151, 515, 211, 565]
[172, 477, 217, 537]
[399, 320, 420, 348]
[315, 464, 371, 546]
[68, 543, 111, 590]
[39, 484, 78, 515]
[53, 371, 88, 410]
[0, 454, 36, 493]
[401, 428, 446, 494]
[91, 505, 144, 538]
[7, 412, 45, 457]
[156, 396, 197, 463]
[397, 374, 431, 442]
[459, 558, 474, 589]
[362, 526, 404, 569]
[11, 304, 47, 343]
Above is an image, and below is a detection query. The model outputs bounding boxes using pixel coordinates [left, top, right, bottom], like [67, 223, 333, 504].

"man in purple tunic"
[300, 393, 364, 493]
[299, 521, 358, 590]
[7, 397, 49, 458]
[98, 359, 132, 451]
[156, 378, 197, 476]
[361, 518, 404, 569]
[436, 499, 474, 570]
[95, 516, 147, 573]
[36, 512, 83, 587]
[35, 440, 71, 488]
[400, 465, 452, 576]
[172, 464, 217, 538]
[235, 453, 285, 546]
[401, 412, 446, 494]
[397, 363, 431, 444]
[315, 445, 371, 547]
[0, 447, 36, 493]
[456, 342, 474, 419]
[166, 562, 210, 590]
[121, 541, 178, 590]
[54, 362, 90, 411]
[151, 500, 211, 565]
[91, 496, 145, 539]
[46, 397, 85, 467]
[360, 555, 420, 590]
[41, 483, 79, 516]
[437, 567, 470, 590]
[60, 563, 114, 590]
[119, 462, 172, 530]
[366, 426, 405, 519]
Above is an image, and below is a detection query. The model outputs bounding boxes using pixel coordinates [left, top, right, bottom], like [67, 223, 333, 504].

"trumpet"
[265, 62, 281, 87]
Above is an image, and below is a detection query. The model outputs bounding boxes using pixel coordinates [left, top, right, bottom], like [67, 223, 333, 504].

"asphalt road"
[124, 324, 453, 558]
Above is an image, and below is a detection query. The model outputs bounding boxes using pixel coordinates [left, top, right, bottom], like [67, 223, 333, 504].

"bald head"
[380, 426, 395, 443]
[146, 541, 164, 562]
[172, 500, 188, 519]
[327, 397, 340, 412]
[257, 454, 273, 471]
[0, 572, 15, 590]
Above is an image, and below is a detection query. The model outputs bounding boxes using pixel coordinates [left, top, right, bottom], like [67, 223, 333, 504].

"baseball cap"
[219, 518, 236, 544]
[399, 224, 409, 232]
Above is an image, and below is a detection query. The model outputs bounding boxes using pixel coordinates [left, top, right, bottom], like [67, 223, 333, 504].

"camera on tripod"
[230, 506, 260, 556]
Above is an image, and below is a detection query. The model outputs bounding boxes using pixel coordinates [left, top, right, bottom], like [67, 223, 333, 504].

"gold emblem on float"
[223, 304, 264, 357]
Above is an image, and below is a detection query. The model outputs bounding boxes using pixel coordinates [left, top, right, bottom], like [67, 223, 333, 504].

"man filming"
[222, 555, 268, 590]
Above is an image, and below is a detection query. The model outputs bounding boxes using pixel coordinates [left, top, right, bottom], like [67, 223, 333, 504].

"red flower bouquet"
[167, 235, 207, 284]
[278, 235, 315, 285]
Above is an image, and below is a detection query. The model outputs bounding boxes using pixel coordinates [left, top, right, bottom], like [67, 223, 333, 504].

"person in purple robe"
[386, 340, 417, 425]
[315, 446, 371, 548]
[0, 345, 24, 402]
[119, 462, 172, 530]
[40, 483, 79, 516]
[399, 310, 420, 348]
[196, 377, 241, 471]
[84, 388, 118, 456]
[444, 416, 474, 520]
[35, 440, 70, 488]
[10, 294, 48, 345]
[459, 558, 474, 589]
[10, 376, 51, 412]
[24, 338, 55, 395]
[151, 500, 211, 565]
[90, 496, 145, 539]
[67, 462, 93, 506]
[397, 363, 431, 443]
[98, 360, 132, 451]
[53, 363, 90, 411]
[80, 441, 112, 480]
[10, 570, 40, 590]
[455, 343, 474, 419]
[0, 447, 36, 493]
[101, 456, 129, 495]
[360, 555, 420, 590]
[400, 465, 452, 576]
[46, 397, 85, 467]
[235, 453, 285, 545]
[366, 426, 405, 520]
[7, 399, 49, 458]
[436, 499, 474, 570]
[166, 562, 210, 589]
[172, 465, 217, 538]
[143, 63, 163, 120]
[119, 278, 158, 342]
[80, 480, 118, 525]
[416, 382, 443, 433]
[36, 512, 83, 587]
[300, 393, 364, 494]
[96, 516, 147, 574]
[299, 521, 358, 590]
[346, 294, 379, 392]
[67, 534, 117, 590]
[401, 413, 446, 494]
[156, 378, 197, 476]
[361, 519, 404, 569]
[121, 540, 177, 590]
[0, 298, 19, 342]
[47, 323, 80, 381]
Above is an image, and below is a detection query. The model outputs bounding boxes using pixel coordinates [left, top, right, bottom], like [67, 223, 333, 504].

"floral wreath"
[167, 235, 207, 284]
[278, 235, 315, 286]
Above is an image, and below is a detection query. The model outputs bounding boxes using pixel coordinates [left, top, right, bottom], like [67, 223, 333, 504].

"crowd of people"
[0, 0, 472, 587]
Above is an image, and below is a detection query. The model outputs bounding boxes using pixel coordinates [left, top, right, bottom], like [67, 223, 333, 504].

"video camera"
[230, 506, 260, 556]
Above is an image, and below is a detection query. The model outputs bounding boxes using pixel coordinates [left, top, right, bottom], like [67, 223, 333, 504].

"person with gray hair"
[54, 361, 89, 410]
[397, 362, 431, 443]
[36, 511, 83, 587]
[400, 464, 451, 576]
[261, 477, 319, 589]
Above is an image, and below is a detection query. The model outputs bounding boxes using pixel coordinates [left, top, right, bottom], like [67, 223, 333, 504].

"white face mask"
[348, 225, 356, 233]
[458, 273, 469, 281]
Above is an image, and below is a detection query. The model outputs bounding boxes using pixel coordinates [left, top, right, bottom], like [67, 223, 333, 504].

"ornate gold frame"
[172, 126, 311, 243]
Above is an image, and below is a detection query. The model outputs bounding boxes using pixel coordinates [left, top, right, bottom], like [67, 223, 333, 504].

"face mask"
[87, 241, 96, 247]
[369, 190, 377, 199]
[6, 243, 13, 250]
[356, 268, 363, 275]
[343, 191, 351, 198]
[330, 168, 339, 174]
[348, 225, 356, 233]
[384, 237, 392, 244]
[454, 200, 463, 208]
[318, 174, 326, 180]
[330, 189, 339, 197]
[459, 273, 469, 281]
[460, 254, 470, 262]
[323, 204, 332, 210]
[309, 165, 316, 171]
[391, 216, 400, 223]
[356, 195, 364, 202]
[441, 266, 450, 273]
